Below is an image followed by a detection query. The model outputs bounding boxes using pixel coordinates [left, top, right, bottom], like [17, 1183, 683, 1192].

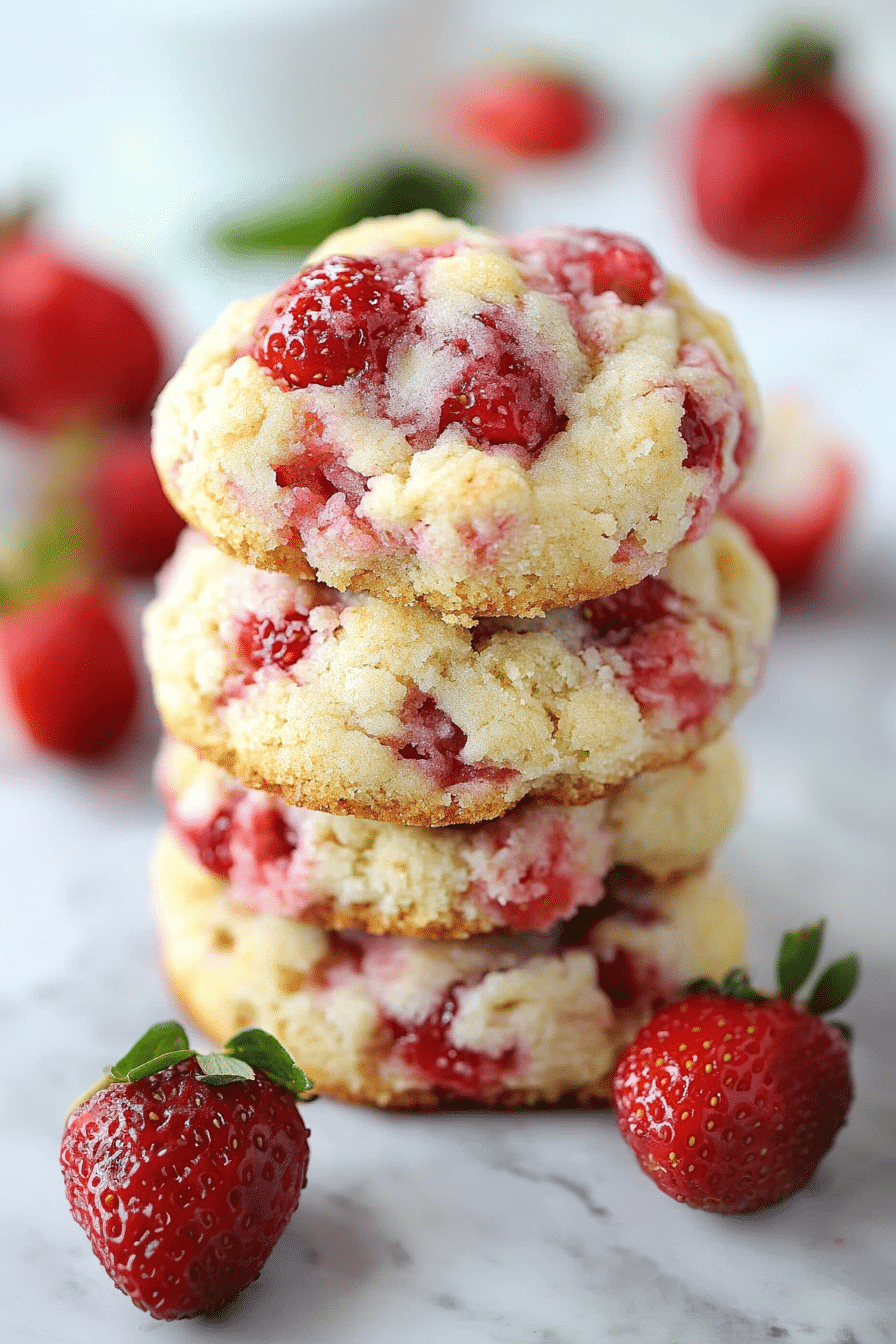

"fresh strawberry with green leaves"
[87, 427, 185, 578]
[0, 209, 163, 434]
[688, 31, 871, 260]
[61, 1021, 313, 1320]
[450, 66, 603, 158]
[613, 920, 858, 1213]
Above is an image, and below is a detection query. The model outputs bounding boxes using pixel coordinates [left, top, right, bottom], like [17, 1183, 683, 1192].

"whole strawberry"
[724, 394, 859, 591]
[87, 428, 185, 578]
[0, 217, 163, 434]
[613, 921, 858, 1213]
[688, 31, 871, 260]
[0, 586, 137, 757]
[450, 66, 603, 158]
[61, 1022, 313, 1319]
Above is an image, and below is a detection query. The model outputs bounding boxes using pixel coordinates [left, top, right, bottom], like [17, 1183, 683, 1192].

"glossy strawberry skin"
[689, 89, 869, 260]
[451, 71, 601, 157]
[88, 430, 185, 578]
[60, 1059, 310, 1320]
[251, 254, 415, 389]
[0, 231, 163, 433]
[0, 588, 137, 757]
[613, 994, 853, 1213]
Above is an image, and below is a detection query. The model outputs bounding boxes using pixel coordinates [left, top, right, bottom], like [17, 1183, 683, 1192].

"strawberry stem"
[761, 30, 837, 93]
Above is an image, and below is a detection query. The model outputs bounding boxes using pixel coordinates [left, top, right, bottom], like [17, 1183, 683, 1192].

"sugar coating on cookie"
[155, 828, 745, 1109]
[143, 516, 775, 826]
[158, 734, 743, 936]
[153, 211, 759, 620]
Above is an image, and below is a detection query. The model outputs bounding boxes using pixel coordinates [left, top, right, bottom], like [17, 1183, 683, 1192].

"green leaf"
[109, 1021, 191, 1080]
[194, 1053, 256, 1085]
[829, 1020, 853, 1043]
[777, 919, 825, 998]
[214, 162, 479, 256]
[719, 967, 766, 1002]
[806, 954, 860, 1016]
[116, 1050, 196, 1083]
[225, 1027, 314, 1097]
[684, 976, 721, 996]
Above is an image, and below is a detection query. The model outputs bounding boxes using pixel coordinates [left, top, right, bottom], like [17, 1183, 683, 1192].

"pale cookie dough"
[143, 516, 775, 826]
[158, 734, 743, 936]
[155, 829, 746, 1109]
[153, 211, 758, 621]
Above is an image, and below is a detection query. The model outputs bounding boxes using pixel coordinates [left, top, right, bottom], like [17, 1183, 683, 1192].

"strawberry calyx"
[0, 427, 97, 617]
[685, 918, 859, 1033]
[760, 31, 838, 95]
[72, 1020, 314, 1115]
[0, 194, 42, 250]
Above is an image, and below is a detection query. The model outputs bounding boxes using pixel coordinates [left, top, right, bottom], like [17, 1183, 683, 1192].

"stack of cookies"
[144, 211, 776, 1108]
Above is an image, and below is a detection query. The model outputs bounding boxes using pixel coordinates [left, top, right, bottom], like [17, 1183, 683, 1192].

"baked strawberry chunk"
[435, 312, 566, 460]
[512, 228, 665, 308]
[478, 816, 595, 931]
[252, 255, 417, 388]
[580, 576, 679, 638]
[237, 610, 313, 670]
[395, 689, 516, 790]
[391, 987, 517, 1097]
[580, 578, 726, 731]
[174, 806, 235, 877]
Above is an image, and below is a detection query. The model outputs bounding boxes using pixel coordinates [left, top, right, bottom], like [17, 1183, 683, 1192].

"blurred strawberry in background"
[87, 429, 184, 579]
[450, 66, 604, 158]
[725, 394, 859, 590]
[0, 208, 177, 758]
[0, 587, 137, 757]
[688, 31, 871, 261]
[0, 209, 164, 434]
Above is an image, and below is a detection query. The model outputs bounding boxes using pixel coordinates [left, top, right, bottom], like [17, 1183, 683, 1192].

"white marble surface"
[2, 1, 896, 1339]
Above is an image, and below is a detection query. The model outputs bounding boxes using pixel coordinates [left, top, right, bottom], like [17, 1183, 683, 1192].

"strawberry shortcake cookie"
[158, 734, 743, 937]
[143, 515, 775, 826]
[155, 828, 746, 1109]
[153, 211, 758, 621]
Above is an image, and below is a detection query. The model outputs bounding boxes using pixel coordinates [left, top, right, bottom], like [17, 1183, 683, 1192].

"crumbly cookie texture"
[158, 733, 743, 936]
[143, 516, 775, 826]
[152, 211, 758, 621]
[155, 828, 745, 1110]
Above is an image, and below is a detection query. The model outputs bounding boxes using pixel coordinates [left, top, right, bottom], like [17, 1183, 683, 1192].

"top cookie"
[153, 211, 758, 621]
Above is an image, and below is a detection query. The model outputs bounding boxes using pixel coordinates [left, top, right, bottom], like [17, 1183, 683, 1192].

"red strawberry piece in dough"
[251, 254, 416, 390]
[437, 313, 566, 460]
[688, 33, 871, 261]
[237, 610, 313, 671]
[274, 425, 370, 531]
[478, 816, 592, 932]
[173, 806, 235, 877]
[395, 688, 516, 790]
[580, 578, 725, 731]
[0, 588, 137, 757]
[60, 1027, 312, 1320]
[513, 228, 665, 307]
[0, 227, 163, 433]
[88, 429, 185, 578]
[391, 987, 517, 1097]
[450, 69, 602, 158]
